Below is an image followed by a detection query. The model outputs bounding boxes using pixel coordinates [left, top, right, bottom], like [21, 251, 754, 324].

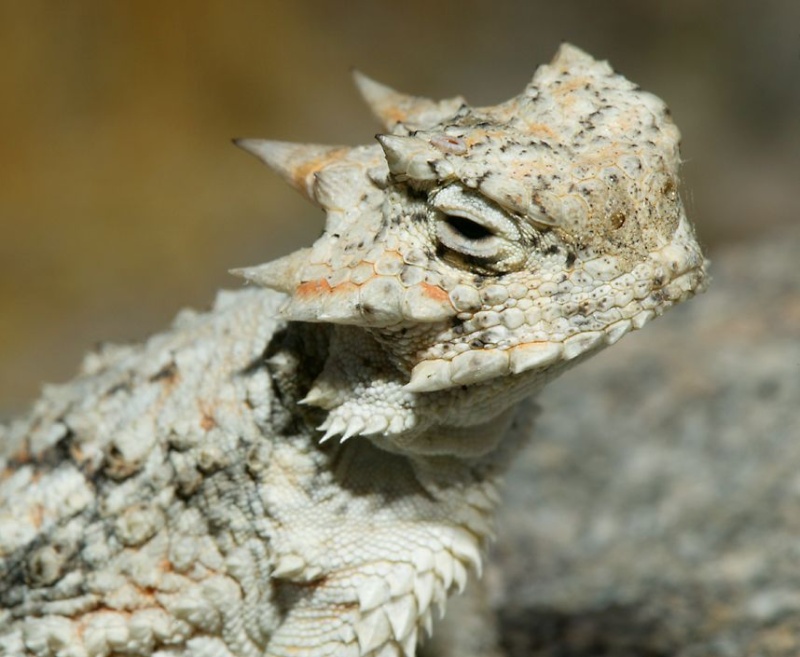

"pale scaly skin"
[0, 44, 707, 657]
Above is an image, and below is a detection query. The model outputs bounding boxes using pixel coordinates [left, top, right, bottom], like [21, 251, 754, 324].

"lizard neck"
[262, 318, 539, 654]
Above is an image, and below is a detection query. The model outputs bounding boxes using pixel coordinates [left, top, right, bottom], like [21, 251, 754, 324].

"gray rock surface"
[496, 226, 800, 655]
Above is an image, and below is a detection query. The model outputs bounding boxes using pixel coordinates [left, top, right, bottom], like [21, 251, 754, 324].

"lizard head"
[234, 44, 707, 450]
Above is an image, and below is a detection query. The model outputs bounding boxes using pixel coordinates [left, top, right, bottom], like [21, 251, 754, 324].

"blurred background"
[1, 0, 798, 416]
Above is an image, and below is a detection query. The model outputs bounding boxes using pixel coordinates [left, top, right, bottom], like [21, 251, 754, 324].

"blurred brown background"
[1, 1, 798, 416]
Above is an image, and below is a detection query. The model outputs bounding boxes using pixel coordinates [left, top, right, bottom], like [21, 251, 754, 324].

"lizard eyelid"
[435, 213, 506, 260]
[442, 214, 494, 241]
[430, 185, 522, 265]
[430, 185, 519, 241]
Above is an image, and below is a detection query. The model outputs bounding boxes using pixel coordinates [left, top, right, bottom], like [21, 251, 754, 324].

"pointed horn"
[233, 139, 349, 203]
[352, 70, 467, 130]
[352, 71, 408, 129]
[550, 43, 597, 69]
[376, 134, 444, 182]
[229, 248, 311, 294]
[375, 134, 411, 176]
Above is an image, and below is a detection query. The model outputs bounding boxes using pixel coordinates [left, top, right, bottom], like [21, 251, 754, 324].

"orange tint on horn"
[295, 279, 332, 298]
[291, 149, 350, 195]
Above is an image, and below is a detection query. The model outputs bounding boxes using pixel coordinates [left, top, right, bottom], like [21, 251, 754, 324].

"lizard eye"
[436, 212, 504, 260]
[441, 215, 494, 241]
[430, 186, 520, 268]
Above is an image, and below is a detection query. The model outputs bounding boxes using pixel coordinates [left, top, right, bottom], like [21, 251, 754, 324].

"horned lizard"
[0, 44, 706, 657]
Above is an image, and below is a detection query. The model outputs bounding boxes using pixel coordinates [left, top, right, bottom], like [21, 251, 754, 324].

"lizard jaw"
[404, 219, 708, 393]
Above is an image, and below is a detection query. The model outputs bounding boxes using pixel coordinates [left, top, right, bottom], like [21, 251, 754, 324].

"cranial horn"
[549, 43, 598, 70]
[376, 134, 443, 182]
[352, 70, 467, 131]
[233, 139, 349, 204]
[229, 248, 311, 294]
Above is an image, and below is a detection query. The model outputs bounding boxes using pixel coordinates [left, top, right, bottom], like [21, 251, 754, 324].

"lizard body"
[0, 45, 706, 656]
